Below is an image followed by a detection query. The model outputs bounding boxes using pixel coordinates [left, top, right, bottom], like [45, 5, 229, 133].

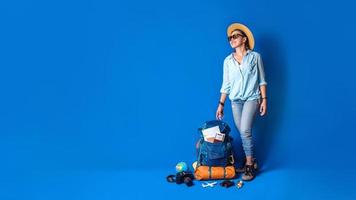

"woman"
[216, 23, 267, 181]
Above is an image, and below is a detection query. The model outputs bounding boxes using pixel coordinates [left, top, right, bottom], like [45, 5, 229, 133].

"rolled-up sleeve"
[257, 54, 267, 86]
[220, 60, 231, 94]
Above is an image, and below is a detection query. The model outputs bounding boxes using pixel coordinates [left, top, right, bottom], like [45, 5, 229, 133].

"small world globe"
[175, 162, 188, 172]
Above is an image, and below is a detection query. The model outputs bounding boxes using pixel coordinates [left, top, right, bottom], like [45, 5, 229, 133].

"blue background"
[1, 0, 356, 199]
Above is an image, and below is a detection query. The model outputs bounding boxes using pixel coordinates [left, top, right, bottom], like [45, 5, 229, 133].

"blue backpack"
[196, 120, 235, 167]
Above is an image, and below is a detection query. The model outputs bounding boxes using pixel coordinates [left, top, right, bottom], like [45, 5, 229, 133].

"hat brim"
[227, 23, 255, 50]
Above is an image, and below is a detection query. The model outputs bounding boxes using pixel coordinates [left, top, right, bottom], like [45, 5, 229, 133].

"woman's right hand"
[216, 105, 224, 120]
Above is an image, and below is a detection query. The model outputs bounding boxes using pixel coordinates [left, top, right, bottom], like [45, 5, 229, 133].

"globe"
[175, 162, 188, 172]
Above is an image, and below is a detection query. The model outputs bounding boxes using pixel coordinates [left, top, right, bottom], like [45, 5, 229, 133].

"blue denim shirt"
[220, 50, 267, 101]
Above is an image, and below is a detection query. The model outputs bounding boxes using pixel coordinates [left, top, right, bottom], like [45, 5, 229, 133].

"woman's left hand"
[259, 99, 267, 116]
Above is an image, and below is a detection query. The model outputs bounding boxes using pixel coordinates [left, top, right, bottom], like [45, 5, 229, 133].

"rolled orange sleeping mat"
[194, 166, 236, 180]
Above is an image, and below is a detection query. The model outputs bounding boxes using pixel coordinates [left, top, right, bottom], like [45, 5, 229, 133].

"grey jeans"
[231, 99, 260, 157]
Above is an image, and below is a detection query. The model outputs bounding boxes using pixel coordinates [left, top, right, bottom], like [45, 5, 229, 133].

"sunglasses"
[228, 33, 244, 41]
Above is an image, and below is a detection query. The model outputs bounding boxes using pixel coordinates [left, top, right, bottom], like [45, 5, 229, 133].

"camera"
[175, 171, 195, 186]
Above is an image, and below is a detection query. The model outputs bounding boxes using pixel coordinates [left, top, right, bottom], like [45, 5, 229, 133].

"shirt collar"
[229, 49, 252, 60]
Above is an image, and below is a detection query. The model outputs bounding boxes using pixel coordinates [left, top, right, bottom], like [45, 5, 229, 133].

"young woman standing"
[216, 23, 268, 181]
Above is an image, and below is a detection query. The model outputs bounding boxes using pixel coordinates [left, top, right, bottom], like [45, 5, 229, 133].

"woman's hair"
[231, 29, 250, 50]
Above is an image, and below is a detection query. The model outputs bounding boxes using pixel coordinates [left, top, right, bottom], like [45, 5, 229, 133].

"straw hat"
[227, 23, 255, 50]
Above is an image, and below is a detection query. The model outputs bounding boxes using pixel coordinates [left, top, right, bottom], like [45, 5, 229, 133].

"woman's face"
[229, 30, 246, 49]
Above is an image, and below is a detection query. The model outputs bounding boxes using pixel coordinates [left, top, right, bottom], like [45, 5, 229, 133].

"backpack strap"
[196, 138, 204, 167]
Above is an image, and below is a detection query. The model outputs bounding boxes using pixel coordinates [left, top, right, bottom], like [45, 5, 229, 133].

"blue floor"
[3, 166, 356, 200]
